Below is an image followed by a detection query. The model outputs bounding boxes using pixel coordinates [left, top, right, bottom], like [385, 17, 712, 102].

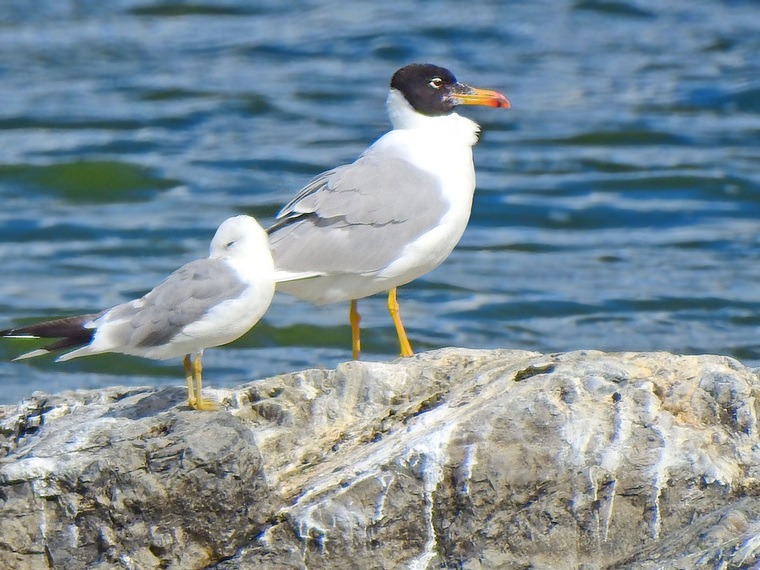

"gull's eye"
[225, 240, 236, 250]
[429, 77, 444, 89]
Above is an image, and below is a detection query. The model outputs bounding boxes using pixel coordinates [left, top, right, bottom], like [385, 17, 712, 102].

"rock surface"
[2, 348, 760, 569]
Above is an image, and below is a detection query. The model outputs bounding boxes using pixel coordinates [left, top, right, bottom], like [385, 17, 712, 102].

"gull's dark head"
[390, 63, 510, 117]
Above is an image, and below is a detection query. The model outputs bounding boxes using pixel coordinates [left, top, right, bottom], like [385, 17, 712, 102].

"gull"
[268, 63, 510, 359]
[1, 215, 275, 410]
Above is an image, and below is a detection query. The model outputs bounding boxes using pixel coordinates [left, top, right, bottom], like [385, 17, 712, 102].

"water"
[1, 0, 759, 404]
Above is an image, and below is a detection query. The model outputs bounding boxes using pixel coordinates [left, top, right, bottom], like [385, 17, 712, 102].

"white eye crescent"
[429, 77, 444, 89]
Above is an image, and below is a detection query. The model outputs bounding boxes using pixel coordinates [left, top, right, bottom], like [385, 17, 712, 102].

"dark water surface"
[1, 1, 760, 403]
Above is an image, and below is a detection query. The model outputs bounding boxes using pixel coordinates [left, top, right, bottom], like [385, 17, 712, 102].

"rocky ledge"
[2, 348, 760, 569]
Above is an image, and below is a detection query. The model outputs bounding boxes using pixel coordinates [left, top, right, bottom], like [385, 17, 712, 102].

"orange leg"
[194, 352, 219, 411]
[350, 299, 361, 360]
[185, 352, 219, 411]
[387, 287, 414, 357]
[184, 354, 196, 407]
[193, 354, 203, 405]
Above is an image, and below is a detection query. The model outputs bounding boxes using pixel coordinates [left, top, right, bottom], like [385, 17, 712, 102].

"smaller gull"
[1, 215, 275, 410]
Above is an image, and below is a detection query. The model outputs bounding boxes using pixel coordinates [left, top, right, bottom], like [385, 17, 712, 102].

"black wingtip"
[2, 314, 99, 360]
[1, 314, 99, 340]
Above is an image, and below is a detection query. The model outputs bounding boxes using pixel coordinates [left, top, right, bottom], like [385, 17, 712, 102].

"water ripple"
[1, 0, 760, 403]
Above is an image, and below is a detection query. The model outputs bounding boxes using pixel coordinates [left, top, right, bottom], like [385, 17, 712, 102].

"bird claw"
[187, 397, 221, 411]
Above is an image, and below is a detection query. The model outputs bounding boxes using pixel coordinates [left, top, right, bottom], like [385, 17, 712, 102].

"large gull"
[268, 63, 510, 359]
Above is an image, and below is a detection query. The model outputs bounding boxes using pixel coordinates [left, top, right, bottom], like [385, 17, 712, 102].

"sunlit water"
[1, 0, 760, 404]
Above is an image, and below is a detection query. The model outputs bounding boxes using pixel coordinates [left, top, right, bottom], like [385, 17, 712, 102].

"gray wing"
[269, 150, 448, 275]
[100, 258, 246, 348]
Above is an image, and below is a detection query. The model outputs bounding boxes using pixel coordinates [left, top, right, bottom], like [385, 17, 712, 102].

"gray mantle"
[2, 348, 760, 569]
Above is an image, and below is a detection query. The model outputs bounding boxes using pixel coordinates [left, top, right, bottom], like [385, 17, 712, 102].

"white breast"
[376, 99, 480, 283]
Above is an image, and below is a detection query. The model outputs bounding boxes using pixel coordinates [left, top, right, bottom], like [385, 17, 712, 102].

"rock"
[1, 348, 760, 569]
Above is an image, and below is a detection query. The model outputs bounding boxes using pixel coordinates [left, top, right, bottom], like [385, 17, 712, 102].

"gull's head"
[389, 63, 510, 119]
[210, 215, 271, 263]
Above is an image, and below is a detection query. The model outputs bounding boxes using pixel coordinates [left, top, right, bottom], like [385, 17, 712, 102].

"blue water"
[1, 0, 760, 404]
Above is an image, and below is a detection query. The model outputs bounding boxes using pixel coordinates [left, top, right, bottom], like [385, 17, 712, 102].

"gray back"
[101, 258, 246, 348]
[269, 151, 448, 274]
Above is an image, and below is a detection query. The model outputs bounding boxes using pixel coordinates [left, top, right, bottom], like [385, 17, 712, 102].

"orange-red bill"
[451, 85, 511, 108]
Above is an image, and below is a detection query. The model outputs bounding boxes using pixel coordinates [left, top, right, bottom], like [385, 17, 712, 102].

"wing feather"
[269, 150, 448, 275]
[98, 258, 247, 349]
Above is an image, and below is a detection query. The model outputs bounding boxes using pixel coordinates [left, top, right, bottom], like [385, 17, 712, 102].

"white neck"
[385, 89, 481, 147]
[230, 244, 274, 284]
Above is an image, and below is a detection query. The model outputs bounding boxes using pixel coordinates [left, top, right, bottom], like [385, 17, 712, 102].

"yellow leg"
[190, 353, 219, 411]
[350, 299, 362, 360]
[184, 354, 197, 407]
[387, 287, 414, 357]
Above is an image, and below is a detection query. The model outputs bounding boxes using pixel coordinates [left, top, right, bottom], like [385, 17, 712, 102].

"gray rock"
[2, 348, 760, 569]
